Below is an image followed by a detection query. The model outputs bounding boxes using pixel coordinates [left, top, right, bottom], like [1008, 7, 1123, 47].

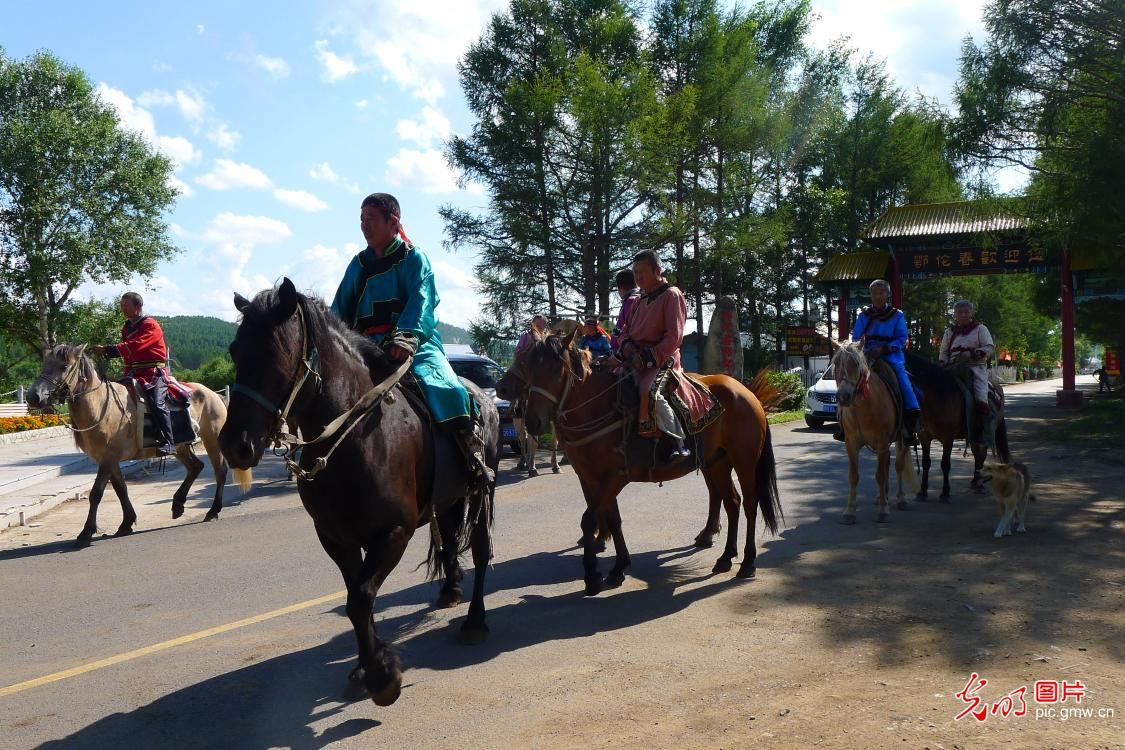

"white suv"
[804, 365, 839, 429]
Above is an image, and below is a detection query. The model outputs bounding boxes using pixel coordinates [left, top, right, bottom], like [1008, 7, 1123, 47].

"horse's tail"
[755, 426, 784, 535]
[232, 467, 253, 492]
[422, 489, 493, 582]
[746, 368, 785, 412]
[994, 415, 1011, 463]
[899, 442, 920, 494]
[189, 384, 252, 491]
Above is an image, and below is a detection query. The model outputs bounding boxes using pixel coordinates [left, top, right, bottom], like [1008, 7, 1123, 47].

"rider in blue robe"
[845, 279, 921, 442]
[331, 192, 493, 486]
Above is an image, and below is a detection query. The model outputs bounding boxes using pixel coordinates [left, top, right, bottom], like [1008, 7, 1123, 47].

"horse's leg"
[201, 438, 227, 521]
[514, 417, 526, 469]
[694, 466, 724, 549]
[917, 437, 932, 500]
[76, 464, 113, 547]
[940, 440, 953, 502]
[970, 443, 987, 492]
[875, 448, 891, 523]
[527, 431, 539, 478]
[731, 455, 761, 578]
[704, 465, 738, 571]
[894, 443, 909, 511]
[461, 488, 492, 643]
[171, 446, 204, 519]
[577, 478, 608, 595]
[602, 500, 631, 589]
[108, 465, 137, 537]
[435, 499, 467, 608]
[322, 525, 410, 706]
[842, 440, 860, 525]
[550, 439, 560, 474]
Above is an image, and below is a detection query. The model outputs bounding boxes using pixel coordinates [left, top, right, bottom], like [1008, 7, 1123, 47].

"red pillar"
[837, 283, 850, 341]
[1057, 248, 1081, 407]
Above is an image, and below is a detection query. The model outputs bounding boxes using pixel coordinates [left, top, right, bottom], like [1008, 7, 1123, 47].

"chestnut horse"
[832, 342, 918, 524]
[510, 332, 783, 595]
[219, 280, 498, 706]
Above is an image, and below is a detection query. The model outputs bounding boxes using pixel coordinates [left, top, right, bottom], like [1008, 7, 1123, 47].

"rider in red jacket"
[95, 292, 176, 455]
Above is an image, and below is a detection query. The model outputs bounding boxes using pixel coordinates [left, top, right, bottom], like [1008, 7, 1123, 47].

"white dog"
[980, 461, 1037, 538]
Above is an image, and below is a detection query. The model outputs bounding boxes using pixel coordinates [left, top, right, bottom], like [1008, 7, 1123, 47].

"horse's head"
[27, 344, 91, 409]
[522, 329, 589, 435]
[832, 341, 869, 407]
[219, 277, 306, 470]
[495, 362, 526, 402]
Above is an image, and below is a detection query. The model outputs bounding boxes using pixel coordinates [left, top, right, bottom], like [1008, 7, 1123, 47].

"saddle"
[867, 357, 908, 444]
[121, 377, 198, 452]
[944, 360, 1004, 447]
[616, 371, 708, 475]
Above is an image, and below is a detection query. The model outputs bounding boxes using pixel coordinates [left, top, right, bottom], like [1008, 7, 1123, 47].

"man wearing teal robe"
[331, 192, 494, 486]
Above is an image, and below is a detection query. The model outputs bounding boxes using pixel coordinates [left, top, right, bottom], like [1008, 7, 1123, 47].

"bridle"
[835, 346, 871, 403]
[230, 301, 409, 482]
[39, 351, 119, 433]
[522, 344, 625, 447]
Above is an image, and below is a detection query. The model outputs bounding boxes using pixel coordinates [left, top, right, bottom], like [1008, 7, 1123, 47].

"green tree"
[0, 49, 179, 359]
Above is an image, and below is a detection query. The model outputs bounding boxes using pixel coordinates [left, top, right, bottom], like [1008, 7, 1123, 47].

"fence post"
[17, 385, 25, 404]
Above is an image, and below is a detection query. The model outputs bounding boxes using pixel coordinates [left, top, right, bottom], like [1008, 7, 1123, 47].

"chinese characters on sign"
[786, 326, 830, 357]
[902, 245, 1047, 279]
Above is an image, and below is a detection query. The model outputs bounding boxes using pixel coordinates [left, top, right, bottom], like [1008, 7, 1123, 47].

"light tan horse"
[832, 341, 918, 524]
[27, 344, 251, 547]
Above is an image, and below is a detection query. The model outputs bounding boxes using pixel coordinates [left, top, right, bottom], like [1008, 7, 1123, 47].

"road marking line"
[0, 590, 346, 698]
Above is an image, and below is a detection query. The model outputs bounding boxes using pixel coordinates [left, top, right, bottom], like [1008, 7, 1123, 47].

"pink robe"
[622, 283, 712, 436]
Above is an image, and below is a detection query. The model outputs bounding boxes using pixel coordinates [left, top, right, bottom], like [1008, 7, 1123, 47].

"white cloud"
[314, 40, 360, 83]
[203, 213, 292, 249]
[138, 88, 207, 127]
[309, 161, 361, 194]
[432, 259, 482, 326]
[197, 24, 205, 35]
[287, 244, 353, 300]
[195, 159, 273, 190]
[207, 122, 241, 151]
[273, 188, 330, 212]
[385, 148, 461, 194]
[355, 99, 369, 109]
[254, 54, 291, 80]
[395, 106, 452, 148]
[97, 84, 201, 172]
[156, 135, 201, 167]
[197, 213, 293, 315]
[152, 62, 173, 73]
[169, 175, 196, 199]
[334, 0, 508, 104]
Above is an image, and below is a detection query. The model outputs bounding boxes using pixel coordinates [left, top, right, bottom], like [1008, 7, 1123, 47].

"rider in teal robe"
[330, 192, 492, 486]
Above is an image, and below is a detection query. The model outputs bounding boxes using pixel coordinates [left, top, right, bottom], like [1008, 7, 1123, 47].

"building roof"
[863, 201, 1028, 243]
[813, 249, 889, 283]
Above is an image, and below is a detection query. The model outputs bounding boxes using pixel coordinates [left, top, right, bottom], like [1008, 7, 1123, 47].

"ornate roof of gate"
[863, 200, 1027, 243]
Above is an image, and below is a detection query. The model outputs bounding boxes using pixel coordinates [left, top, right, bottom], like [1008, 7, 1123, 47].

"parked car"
[446, 352, 520, 453]
[804, 364, 838, 428]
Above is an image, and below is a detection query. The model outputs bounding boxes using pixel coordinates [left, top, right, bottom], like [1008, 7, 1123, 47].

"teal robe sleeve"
[330, 255, 363, 326]
[393, 249, 439, 346]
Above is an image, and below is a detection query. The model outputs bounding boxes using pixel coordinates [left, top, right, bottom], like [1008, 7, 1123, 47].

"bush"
[0, 414, 69, 434]
[764, 370, 805, 411]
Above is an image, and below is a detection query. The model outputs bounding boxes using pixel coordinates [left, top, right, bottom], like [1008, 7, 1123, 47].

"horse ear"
[234, 292, 251, 314]
[72, 343, 88, 361]
[273, 278, 299, 323]
[569, 327, 582, 349]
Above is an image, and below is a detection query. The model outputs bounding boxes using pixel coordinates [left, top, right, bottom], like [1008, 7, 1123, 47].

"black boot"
[904, 409, 921, 446]
[458, 424, 496, 487]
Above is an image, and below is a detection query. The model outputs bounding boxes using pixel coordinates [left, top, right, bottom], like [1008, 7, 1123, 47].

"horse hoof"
[604, 571, 626, 589]
[840, 515, 857, 525]
[74, 535, 93, 549]
[370, 675, 402, 707]
[712, 558, 733, 574]
[515, 460, 526, 470]
[528, 469, 539, 478]
[915, 493, 929, 502]
[584, 576, 604, 596]
[349, 665, 365, 682]
[112, 525, 134, 538]
[896, 500, 909, 511]
[593, 539, 607, 554]
[436, 588, 463, 609]
[939, 495, 951, 504]
[171, 502, 185, 520]
[877, 512, 891, 523]
[552, 467, 561, 474]
[459, 621, 489, 645]
[736, 564, 756, 579]
[204, 511, 219, 522]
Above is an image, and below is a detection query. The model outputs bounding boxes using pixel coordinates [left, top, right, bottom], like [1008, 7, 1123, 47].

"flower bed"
[0, 414, 70, 435]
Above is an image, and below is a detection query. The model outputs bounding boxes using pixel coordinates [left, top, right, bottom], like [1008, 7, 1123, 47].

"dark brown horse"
[507, 333, 783, 595]
[904, 350, 1011, 501]
[218, 279, 498, 706]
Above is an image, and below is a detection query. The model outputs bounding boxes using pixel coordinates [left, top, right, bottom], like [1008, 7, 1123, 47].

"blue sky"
[3, 0, 1019, 326]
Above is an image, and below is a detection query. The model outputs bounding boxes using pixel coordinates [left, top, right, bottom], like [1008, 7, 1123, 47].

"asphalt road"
[0, 379, 1084, 748]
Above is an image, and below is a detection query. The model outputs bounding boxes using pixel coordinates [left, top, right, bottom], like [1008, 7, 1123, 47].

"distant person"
[940, 300, 995, 443]
[1093, 366, 1113, 393]
[516, 315, 548, 358]
[579, 317, 612, 358]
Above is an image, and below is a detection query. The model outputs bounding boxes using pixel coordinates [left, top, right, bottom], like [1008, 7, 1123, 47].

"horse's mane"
[242, 286, 395, 378]
[529, 333, 593, 381]
[834, 340, 869, 376]
[47, 344, 100, 383]
[903, 350, 962, 399]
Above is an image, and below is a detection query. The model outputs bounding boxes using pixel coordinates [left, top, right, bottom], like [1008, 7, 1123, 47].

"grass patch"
[768, 409, 805, 425]
[1046, 397, 1125, 442]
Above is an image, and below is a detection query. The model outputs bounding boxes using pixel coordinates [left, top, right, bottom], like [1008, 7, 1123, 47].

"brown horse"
[904, 351, 1011, 501]
[831, 341, 918, 524]
[26, 344, 250, 546]
[510, 332, 783, 595]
